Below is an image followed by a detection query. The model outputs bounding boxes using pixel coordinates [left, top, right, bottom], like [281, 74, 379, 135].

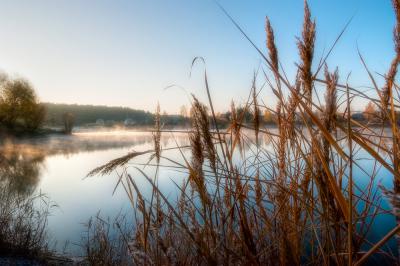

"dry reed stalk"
[233, 168, 258, 264]
[254, 169, 268, 224]
[266, 17, 279, 80]
[286, 75, 301, 140]
[297, 0, 316, 107]
[386, 0, 400, 259]
[346, 80, 354, 265]
[323, 65, 345, 260]
[191, 96, 217, 173]
[230, 100, 243, 154]
[153, 103, 162, 163]
[276, 103, 286, 182]
[253, 82, 260, 145]
[274, 102, 298, 265]
[188, 113, 207, 207]
[322, 65, 338, 158]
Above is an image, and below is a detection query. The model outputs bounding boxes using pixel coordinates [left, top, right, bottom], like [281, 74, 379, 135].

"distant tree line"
[0, 75, 387, 135]
[44, 103, 154, 126]
[355, 100, 400, 124]
[44, 103, 192, 127]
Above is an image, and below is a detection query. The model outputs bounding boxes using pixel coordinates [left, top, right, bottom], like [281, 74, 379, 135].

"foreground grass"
[0, 184, 54, 263]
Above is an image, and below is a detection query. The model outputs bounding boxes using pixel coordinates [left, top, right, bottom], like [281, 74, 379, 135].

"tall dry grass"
[88, 1, 400, 265]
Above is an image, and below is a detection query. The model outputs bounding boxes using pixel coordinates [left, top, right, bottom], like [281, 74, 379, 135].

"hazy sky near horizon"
[0, 0, 396, 113]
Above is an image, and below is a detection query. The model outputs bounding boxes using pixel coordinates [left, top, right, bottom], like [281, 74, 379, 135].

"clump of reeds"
[0, 184, 53, 262]
[87, 1, 400, 265]
[80, 214, 132, 266]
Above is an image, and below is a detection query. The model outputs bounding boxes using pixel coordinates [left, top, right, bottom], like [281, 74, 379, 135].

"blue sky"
[0, 0, 396, 113]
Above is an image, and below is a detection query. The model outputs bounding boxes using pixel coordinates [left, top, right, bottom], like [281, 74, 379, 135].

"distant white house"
[124, 118, 135, 126]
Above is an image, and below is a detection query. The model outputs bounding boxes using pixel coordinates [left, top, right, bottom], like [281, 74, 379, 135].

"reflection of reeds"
[87, 1, 400, 264]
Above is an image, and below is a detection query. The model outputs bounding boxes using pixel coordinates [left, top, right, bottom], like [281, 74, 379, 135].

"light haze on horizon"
[0, 0, 396, 113]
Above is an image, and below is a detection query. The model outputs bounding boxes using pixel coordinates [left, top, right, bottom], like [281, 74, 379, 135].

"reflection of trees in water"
[0, 132, 193, 197]
[0, 132, 191, 157]
[0, 131, 277, 198]
[0, 149, 44, 196]
[0, 133, 190, 196]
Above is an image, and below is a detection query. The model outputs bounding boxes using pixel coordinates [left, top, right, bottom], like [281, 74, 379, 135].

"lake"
[0, 129, 397, 257]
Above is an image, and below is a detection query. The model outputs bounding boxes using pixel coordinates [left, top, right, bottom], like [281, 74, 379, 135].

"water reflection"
[0, 146, 44, 196]
[0, 132, 156, 157]
[0, 131, 190, 197]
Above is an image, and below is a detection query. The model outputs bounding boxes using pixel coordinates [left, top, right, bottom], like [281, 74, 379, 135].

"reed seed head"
[323, 65, 338, 133]
[297, 0, 316, 103]
[153, 103, 162, 163]
[266, 17, 279, 73]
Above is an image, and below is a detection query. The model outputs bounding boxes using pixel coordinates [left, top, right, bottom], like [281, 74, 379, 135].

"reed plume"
[297, 0, 316, 106]
[323, 65, 338, 136]
[276, 102, 286, 182]
[266, 17, 279, 75]
[189, 107, 205, 200]
[188, 96, 213, 212]
[153, 103, 161, 163]
[191, 96, 217, 173]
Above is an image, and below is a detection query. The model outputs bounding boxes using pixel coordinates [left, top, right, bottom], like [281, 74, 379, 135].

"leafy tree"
[0, 77, 46, 132]
[44, 103, 154, 126]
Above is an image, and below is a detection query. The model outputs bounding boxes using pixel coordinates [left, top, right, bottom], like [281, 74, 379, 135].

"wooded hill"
[43, 103, 192, 127]
[43, 103, 155, 126]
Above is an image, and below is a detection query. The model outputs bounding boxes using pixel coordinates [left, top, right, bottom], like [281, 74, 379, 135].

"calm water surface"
[0, 129, 397, 256]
